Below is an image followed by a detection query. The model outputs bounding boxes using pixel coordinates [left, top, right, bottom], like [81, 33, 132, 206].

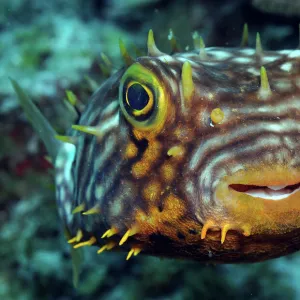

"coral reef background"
[1, 0, 300, 299]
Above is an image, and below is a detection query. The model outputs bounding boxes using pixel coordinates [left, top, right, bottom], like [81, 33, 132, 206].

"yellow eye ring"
[119, 63, 169, 136]
[125, 81, 154, 117]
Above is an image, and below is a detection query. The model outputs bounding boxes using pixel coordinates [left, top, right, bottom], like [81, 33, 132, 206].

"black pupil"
[127, 83, 149, 110]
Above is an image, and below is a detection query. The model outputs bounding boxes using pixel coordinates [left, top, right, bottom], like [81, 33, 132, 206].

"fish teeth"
[267, 185, 287, 191]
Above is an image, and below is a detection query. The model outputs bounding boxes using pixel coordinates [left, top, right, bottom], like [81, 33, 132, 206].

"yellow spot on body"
[73, 236, 96, 249]
[72, 203, 85, 214]
[163, 194, 185, 215]
[160, 163, 175, 183]
[143, 181, 162, 203]
[132, 140, 161, 178]
[135, 208, 160, 237]
[158, 194, 187, 240]
[68, 229, 83, 244]
[167, 145, 185, 158]
[182, 61, 195, 103]
[145, 139, 161, 158]
[125, 142, 138, 159]
[211, 108, 225, 124]
[132, 161, 151, 178]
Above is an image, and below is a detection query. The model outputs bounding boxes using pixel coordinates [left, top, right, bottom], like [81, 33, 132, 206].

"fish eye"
[126, 83, 149, 110]
[119, 63, 169, 134]
[124, 82, 154, 118]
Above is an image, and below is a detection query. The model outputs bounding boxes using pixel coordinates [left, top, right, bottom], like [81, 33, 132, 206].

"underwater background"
[1, 0, 300, 299]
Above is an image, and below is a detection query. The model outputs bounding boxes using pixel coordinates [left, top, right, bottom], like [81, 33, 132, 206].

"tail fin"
[10, 79, 63, 161]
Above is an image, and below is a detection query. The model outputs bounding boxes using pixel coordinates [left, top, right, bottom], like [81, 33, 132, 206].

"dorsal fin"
[10, 79, 63, 161]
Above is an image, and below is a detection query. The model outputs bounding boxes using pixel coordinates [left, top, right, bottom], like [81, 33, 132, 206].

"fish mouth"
[212, 166, 300, 237]
[229, 182, 300, 200]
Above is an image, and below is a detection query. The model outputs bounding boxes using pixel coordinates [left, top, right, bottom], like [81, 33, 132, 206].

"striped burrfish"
[12, 27, 300, 264]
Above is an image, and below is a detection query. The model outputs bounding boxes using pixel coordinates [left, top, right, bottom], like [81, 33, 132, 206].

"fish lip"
[220, 165, 300, 201]
[229, 182, 300, 201]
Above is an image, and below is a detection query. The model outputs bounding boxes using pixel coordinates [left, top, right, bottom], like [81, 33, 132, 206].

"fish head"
[55, 40, 300, 262]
